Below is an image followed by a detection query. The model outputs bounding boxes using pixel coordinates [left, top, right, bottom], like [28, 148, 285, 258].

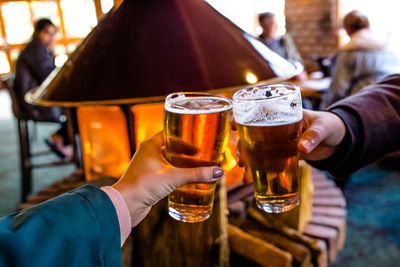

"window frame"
[0, 0, 118, 74]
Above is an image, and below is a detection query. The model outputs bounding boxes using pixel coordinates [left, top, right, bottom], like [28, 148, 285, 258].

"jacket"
[312, 74, 400, 177]
[13, 38, 61, 122]
[0, 185, 122, 266]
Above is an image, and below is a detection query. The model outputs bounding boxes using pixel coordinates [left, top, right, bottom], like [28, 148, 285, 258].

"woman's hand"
[112, 132, 224, 227]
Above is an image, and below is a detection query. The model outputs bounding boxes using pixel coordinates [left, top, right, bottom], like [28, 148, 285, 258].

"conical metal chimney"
[28, 0, 298, 107]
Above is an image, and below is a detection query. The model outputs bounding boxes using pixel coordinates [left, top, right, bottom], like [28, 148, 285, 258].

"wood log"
[303, 224, 338, 263]
[131, 177, 229, 267]
[312, 178, 336, 189]
[248, 206, 327, 267]
[228, 224, 292, 267]
[230, 217, 311, 267]
[312, 196, 346, 208]
[312, 206, 347, 218]
[312, 188, 343, 198]
[310, 215, 346, 250]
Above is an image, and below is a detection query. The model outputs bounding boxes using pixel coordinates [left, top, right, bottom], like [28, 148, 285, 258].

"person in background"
[0, 132, 224, 266]
[321, 10, 400, 108]
[13, 18, 72, 158]
[258, 12, 307, 81]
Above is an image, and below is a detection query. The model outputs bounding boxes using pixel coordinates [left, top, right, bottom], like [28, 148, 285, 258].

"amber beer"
[164, 92, 232, 222]
[233, 84, 302, 213]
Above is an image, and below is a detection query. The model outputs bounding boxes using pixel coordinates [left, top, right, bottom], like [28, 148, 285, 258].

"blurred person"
[0, 132, 224, 266]
[322, 10, 400, 108]
[258, 12, 307, 81]
[13, 18, 72, 158]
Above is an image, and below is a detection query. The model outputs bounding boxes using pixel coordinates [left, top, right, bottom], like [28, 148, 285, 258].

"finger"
[165, 154, 217, 167]
[237, 140, 248, 167]
[231, 120, 237, 131]
[166, 166, 224, 187]
[297, 127, 324, 154]
[165, 136, 199, 155]
[160, 145, 167, 158]
[139, 131, 164, 152]
[243, 167, 253, 184]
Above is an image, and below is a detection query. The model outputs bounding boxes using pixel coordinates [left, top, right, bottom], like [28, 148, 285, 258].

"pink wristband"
[101, 186, 132, 246]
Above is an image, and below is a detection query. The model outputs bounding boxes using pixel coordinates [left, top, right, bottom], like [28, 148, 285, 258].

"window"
[61, 0, 97, 38]
[205, 0, 286, 36]
[2, 2, 33, 44]
[339, 0, 400, 55]
[0, 0, 119, 74]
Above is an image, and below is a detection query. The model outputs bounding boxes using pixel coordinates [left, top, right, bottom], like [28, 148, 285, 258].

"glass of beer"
[233, 83, 302, 213]
[164, 92, 232, 222]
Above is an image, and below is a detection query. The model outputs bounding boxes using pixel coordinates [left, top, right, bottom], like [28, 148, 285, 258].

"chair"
[4, 77, 75, 202]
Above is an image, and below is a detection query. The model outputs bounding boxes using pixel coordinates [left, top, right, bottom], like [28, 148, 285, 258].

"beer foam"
[165, 96, 232, 114]
[237, 111, 302, 126]
[233, 84, 302, 125]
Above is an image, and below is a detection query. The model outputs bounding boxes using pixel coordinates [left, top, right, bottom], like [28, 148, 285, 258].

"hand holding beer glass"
[233, 84, 302, 213]
[164, 92, 232, 222]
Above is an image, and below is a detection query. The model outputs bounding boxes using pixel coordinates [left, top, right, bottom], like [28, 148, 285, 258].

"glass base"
[168, 206, 212, 223]
[256, 195, 299, 213]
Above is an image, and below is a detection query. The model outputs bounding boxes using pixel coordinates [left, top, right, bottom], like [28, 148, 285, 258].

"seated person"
[13, 18, 72, 158]
[322, 10, 400, 108]
[258, 12, 307, 81]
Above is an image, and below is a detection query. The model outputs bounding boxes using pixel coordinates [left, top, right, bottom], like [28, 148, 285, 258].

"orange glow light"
[77, 106, 131, 181]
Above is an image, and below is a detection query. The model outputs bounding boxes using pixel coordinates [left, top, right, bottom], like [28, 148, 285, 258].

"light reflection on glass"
[2, 2, 33, 44]
[0, 51, 10, 74]
[60, 0, 97, 38]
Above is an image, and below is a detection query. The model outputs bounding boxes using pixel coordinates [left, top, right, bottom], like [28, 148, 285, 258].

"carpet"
[0, 90, 75, 216]
[330, 163, 400, 266]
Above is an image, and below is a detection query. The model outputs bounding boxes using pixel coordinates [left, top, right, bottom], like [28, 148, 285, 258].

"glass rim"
[165, 92, 233, 114]
[233, 83, 299, 103]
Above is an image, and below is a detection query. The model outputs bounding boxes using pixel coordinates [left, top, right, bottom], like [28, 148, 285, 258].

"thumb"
[298, 127, 325, 154]
[166, 166, 224, 188]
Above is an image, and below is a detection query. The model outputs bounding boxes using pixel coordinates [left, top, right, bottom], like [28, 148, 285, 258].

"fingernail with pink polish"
[213, 167, 224, 178]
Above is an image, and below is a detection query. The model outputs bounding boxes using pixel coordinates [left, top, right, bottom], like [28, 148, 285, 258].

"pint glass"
[164, 92, 232, 222]
[233, 84, 302, 213]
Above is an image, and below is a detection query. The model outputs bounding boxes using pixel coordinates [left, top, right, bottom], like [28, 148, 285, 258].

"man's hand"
[298, 109, 346, 161]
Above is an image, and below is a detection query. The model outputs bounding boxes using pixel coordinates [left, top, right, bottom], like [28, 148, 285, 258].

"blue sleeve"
[0, 185, 122, 267]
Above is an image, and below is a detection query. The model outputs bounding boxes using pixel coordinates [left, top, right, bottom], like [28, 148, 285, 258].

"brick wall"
[285, 0, 338, 73]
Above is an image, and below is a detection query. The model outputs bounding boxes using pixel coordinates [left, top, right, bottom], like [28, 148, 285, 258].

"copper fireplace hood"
[27, 0, 300, 107]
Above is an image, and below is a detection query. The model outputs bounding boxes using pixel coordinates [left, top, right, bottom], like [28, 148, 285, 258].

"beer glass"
[233, 84, 302, 213]
[164, 92, 232, 222]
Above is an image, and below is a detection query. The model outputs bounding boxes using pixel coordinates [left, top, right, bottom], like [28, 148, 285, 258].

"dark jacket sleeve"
[22, 39, 55, 84]
[309, 74, 400, 176]
[0, 185, 122, 267]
